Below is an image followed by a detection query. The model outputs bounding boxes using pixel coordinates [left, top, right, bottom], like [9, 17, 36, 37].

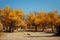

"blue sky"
[0, 0, 60, 14]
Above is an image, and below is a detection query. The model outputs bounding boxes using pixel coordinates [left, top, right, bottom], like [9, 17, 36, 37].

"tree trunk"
[35, 26, 37, 32]
[9, 23, 14, 32]
[21, 26, 22, 29]
[54, 24, 60, 36]
[6, 26, 8, 32]
[9, 27, 11, 32]
[11, 27, 14, 32]
[42, 23, 45, 31]
[52, 26, 54, 32]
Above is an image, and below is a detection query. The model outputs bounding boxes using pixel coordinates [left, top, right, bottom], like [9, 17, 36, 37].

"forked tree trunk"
[8, 22, 14, 32]
[9, 27, 14, 32]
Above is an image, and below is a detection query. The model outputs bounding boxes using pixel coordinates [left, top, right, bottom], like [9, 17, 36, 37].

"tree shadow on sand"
[25, 35, 60, 37]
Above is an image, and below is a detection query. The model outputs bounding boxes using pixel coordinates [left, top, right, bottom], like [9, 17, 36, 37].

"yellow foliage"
[38, 12, 44, 18]
[0, 5, 59, 29]
[56, 19, 60, 23]
[16, 9, 25, 17]
[9, 10, 16, 17]
[34, 18, 41, 25]
[0, 8, 6, 16]
[6, 5, 10, 10]
[30, 13, 36, 20]
[5, 5, 10, 14]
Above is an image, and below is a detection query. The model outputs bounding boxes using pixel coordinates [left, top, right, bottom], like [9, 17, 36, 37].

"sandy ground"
[0, 32, 60, 40]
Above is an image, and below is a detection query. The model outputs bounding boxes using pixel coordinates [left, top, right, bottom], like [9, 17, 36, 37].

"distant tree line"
[0, 6, 60, 33]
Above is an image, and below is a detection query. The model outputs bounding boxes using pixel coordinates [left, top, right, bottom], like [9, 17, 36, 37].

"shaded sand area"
[0, 32, 60, 40]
